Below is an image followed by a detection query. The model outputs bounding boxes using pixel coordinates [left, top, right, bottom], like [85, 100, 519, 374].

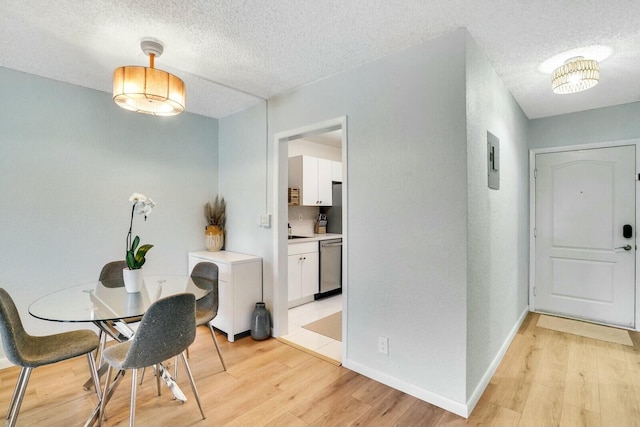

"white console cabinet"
[188, 250, 262, 342]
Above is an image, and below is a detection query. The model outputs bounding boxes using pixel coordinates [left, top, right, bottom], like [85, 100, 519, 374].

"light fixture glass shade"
[552, 57, 600, 94]
[113, 66, 186, 116]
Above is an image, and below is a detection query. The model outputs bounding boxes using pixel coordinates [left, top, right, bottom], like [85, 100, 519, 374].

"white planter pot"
[122, 268, 144, 293]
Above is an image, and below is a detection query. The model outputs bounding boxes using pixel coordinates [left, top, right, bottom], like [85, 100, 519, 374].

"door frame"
[271, 116, 348, 350]
[529, 138, 640, 330]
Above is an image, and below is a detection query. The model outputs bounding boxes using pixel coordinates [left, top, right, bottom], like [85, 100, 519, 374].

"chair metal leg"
[179, 352, 206, 420]
[129, 369, 138, 427]
[98, 330, 107, 365]
[6, 367, 31, 427]
[92, 366, 124, 427]
[6, 367, 25, 419]
[97, 365, 112, 427]
[209, 323, 227, 371]
[155, 365, 161, 396]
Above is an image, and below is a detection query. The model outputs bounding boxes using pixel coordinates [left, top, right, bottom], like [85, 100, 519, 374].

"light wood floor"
[1, 312, 640, 426]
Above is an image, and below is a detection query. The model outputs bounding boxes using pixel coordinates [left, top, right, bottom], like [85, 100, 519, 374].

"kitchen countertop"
[287, 233, 342, 243]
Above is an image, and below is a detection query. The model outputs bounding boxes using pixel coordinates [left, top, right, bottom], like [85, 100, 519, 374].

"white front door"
[534, 145, 636, 328]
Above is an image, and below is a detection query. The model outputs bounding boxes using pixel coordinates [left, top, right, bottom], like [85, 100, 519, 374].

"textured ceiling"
[1, 0, 639, 119]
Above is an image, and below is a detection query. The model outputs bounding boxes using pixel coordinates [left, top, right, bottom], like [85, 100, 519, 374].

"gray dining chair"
[0, 288, 101, 427]
[99, 260, 128, 287]
[98, 293, 205, 427]
[190, 261, 226, 371]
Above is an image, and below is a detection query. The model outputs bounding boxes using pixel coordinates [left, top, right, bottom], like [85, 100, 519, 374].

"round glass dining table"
[28, 275, 214, 427]
[29, 275, 212, 323]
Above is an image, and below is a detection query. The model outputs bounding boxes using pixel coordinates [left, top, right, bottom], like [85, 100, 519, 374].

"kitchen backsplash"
[288, 205, 319, 236]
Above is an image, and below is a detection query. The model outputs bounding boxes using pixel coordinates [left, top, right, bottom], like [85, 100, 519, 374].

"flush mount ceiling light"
[113, 38, 186, 116]
[551, 56, 600, 95]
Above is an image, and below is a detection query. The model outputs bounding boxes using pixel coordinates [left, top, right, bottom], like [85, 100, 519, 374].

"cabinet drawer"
[288, 241, 318, 256]
[215, 261, 229, 282]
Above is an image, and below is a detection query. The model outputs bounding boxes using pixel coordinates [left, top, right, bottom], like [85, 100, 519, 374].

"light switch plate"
[259, 213, 271, 227]
[487, 131, 500, 190]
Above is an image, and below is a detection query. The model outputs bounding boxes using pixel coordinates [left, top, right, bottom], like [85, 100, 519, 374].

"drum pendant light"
[113, 38, 186, 116]
[551, 56, 599, 95]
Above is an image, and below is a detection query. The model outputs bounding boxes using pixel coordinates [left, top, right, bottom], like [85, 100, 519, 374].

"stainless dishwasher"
[316, 238, 342, 299]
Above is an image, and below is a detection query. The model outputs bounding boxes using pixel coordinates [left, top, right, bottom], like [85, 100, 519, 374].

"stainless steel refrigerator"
[325, 182, 342, 234]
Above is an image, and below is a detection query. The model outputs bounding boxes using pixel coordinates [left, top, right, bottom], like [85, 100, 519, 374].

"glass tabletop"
[29, 275, 213, 323]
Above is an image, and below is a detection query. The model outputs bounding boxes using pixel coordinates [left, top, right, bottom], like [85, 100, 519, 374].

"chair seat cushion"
[102, 340, 133, 370]
[195, 306, 216, 326]
[20, 330, 99, 367]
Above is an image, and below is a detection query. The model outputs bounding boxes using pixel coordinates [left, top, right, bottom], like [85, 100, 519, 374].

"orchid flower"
[126, 193, 156, 270]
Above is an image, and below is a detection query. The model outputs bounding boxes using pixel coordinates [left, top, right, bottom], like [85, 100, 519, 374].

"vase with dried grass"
[204, 195, 225, 251]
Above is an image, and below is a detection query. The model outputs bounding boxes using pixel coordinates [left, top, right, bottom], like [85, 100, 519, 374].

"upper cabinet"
[331, 160, 342, 183]
[289, 155, 336, 206]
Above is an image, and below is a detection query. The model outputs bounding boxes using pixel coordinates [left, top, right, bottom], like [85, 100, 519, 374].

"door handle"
[615, 245, 632, 251]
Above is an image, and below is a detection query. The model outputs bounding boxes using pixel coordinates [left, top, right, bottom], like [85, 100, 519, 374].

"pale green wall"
[464, 35, 529, 401]
[221, 29, 471, 409]
[529, 101, 640, 148]
[217, 28, 534, 415]
[218, 102, 272, 289]
[0, 67, 218, 353]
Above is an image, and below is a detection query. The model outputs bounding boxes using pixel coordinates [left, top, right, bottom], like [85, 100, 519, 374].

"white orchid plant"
[126, 192, 156, 270]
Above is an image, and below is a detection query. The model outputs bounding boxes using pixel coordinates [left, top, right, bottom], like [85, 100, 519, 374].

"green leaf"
[136, 244, 153, 259]
[126, 251, 136, 269]
[131, 235, 140, 252]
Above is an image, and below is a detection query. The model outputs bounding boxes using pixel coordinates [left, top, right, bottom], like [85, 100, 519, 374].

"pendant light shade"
[552, 57, 599, 95]
[113, 39, 185, 116]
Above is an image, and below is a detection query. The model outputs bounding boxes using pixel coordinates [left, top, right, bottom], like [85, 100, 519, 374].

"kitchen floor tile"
[315, 339, 342, 362]
[283, 294, 343, 363]
[284, 329, 334, 349]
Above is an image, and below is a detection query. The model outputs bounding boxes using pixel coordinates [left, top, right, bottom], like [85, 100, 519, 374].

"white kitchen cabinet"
[188, 250, 262, 342]
[287, 241, 319, 308]
[289, 155, 333, 206]
[331, 160, 342, 182]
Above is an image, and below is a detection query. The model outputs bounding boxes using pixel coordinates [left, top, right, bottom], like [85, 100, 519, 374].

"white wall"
[0, 67, 218, 361]
[288, 139, 341, 160]
[464, 35, 530, 403]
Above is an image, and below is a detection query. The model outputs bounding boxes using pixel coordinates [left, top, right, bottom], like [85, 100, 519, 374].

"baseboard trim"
[465, 305, 529, 416]
[342, 358, 468, 418]
[343, 306, 530, 419]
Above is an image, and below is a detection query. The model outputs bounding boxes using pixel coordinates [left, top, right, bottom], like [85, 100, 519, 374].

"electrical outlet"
[378, 336, 389, 355]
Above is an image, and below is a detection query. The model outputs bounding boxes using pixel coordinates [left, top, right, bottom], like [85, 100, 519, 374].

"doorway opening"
[272, 117, 347, 362]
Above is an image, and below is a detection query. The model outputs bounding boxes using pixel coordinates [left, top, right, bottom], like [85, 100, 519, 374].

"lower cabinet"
[288, 242, 319, 308]
[188, 250, 262, 342]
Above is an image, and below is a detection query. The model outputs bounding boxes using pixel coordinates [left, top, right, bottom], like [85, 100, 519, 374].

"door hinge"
[533, 286, 536, 297]
[533, 228, 536, 237]
[534, 169, 537, 178]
